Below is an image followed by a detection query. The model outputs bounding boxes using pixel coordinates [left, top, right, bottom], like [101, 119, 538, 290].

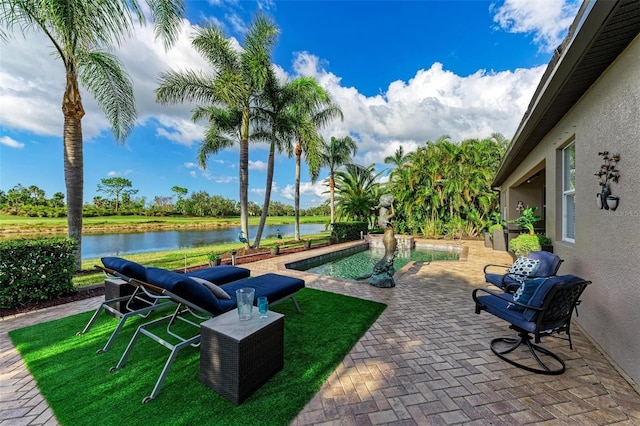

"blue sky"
[0, 0, 581, 209]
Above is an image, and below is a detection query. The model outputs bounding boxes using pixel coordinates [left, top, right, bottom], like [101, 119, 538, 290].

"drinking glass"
[236, 288, 255, 321]
[257, 296, 268, 319]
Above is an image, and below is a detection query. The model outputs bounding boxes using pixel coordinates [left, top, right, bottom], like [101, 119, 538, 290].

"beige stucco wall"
[498, 34, 640, 387]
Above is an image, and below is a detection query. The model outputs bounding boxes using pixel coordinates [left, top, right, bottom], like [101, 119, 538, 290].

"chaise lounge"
[78, 257, 251, 353]
[106, 265, 305, 403]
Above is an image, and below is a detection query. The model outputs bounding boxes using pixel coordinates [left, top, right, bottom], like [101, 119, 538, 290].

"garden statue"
[360, 193, 398, 288]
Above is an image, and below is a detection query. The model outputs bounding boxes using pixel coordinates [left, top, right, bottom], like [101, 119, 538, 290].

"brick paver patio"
[2, 240, 639, 425]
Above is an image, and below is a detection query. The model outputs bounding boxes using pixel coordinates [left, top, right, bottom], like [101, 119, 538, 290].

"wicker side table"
[104, 277, 134, 317]
[200, 310, 284, 405]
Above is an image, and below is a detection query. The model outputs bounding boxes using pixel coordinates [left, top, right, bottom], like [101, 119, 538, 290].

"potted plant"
[484, 212, 502, 249]
[208, 253, 221, 267]
[508, 207, 540, 236]
[270, 243, 280, 256]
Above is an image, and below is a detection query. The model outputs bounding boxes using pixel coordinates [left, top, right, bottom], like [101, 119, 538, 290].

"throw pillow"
[189, 276, 231, 300]
[507, 256, 541, 284]
[507, 277, 547, 311]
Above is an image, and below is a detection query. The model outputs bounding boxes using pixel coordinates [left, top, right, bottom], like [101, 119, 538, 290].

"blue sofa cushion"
[485, 272, 521, 289]
[187, 265, 250, 285]
[101, 257, 146, 281]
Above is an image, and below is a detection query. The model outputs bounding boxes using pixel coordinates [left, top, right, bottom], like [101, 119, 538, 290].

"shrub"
[331, 222, 368, 243]
[508, 234, 541, 257]
[0, 238, 77, 310]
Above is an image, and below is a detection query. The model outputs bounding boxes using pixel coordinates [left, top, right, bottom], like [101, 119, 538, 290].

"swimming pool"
[286, 244, 460, 280]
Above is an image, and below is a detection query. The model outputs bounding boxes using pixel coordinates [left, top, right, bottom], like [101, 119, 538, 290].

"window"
[562, 142, 575, 242]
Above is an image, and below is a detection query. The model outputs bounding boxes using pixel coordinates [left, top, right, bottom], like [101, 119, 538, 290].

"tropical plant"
[320, 135, 358, 225]
[334, 163, 384, 226]
[289, 82, 343, 240]
[509, 207, 540, 236]
[384, 145, 413, 183]
[156, 13, 278, 249]
[96, 177, 137, 213]
[1, 0, 186, 269]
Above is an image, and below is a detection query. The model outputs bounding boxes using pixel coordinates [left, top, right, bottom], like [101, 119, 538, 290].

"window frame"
[562, 142, 576, 243]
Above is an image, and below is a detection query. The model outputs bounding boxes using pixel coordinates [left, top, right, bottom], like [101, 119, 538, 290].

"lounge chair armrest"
[483, 263, 511, 274]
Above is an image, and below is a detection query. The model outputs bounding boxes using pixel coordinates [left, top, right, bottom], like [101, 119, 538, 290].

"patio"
[2, 240, 639, 425]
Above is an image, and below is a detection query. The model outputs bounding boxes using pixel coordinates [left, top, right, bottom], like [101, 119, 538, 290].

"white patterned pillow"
[507, 257, 541, 283]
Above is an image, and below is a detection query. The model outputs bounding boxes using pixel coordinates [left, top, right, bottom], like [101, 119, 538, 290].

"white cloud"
[106, 169, 133, 177]
[289, 52, 546, 166]
[0, 136, 24, 149]
[249, 160, 268, 172]
[491, 0, 581, 52]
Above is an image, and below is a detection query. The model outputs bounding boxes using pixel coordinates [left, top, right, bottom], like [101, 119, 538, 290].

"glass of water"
[257, 296, 268, 319]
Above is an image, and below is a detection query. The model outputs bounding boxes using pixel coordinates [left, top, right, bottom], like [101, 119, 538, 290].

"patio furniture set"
[77, 249, 589, 404]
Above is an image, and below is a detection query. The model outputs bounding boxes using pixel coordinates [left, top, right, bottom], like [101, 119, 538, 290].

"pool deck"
[2, 240, 639, 425]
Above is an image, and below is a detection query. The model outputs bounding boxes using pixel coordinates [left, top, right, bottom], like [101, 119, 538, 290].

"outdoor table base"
[200, 310, 284, 405]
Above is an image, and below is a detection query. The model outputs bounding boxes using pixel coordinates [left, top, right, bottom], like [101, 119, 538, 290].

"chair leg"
[490, 331, 566, 375]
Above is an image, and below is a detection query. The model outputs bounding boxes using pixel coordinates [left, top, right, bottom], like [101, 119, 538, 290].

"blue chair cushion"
[508, 277, 547, 312]
[475, 293, 537, 334]
[529, 251, 562, 276]
[101, 257, 147, 281]
[186, 265, 250, 285]
[485, 273, 521, 289]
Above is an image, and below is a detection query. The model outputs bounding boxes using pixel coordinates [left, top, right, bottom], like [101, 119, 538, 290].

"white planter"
[606, 196, 619, 211]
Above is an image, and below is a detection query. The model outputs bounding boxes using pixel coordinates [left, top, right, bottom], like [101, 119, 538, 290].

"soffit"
[493, 0, 640, 187]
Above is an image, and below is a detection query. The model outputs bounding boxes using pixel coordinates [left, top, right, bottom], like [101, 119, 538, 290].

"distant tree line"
[0, 179, 329, 218]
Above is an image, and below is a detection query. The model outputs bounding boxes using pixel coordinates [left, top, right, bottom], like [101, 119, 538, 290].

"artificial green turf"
[10, 288, 386, 425]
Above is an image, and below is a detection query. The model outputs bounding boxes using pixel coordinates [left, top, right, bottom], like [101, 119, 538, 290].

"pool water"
[297, 247, 459, 280]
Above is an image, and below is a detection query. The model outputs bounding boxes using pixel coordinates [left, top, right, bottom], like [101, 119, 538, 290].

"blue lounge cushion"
[187, 265, 250, 284]
[213, 273, 306, 313]
[145, 267, 222, 314]
[101, 257, 147, 281]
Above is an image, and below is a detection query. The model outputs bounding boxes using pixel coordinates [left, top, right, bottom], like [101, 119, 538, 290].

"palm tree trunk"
[329, 173, 335, 224]
[294, 141, 302, 240]
[62, 71, 85, 271]
[239, 107, 250, 249]
[253, 135, 276, 248]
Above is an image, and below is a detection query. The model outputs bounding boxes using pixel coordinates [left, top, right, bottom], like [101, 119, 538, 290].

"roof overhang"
[492, 0, 640, 187]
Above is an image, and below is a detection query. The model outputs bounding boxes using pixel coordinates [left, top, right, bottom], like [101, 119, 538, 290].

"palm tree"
[319, 135, 357, 225]
[156, 14, 278, 249]
[1, 0, 185, 270]
[289, 82, 343, 240]
[249, 73, 303, 248]
[334, 163, 384, 226]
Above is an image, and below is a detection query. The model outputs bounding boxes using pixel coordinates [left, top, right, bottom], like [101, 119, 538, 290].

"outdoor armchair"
[484, 250, 563, 293]
[472, 274, 590, 375]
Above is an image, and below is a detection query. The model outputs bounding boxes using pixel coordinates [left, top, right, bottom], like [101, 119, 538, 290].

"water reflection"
[81, 223, 327, 259]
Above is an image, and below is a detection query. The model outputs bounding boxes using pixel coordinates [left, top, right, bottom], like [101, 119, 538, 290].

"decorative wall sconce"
[516, 201, 526, 213]
[595, 151, 620, 211]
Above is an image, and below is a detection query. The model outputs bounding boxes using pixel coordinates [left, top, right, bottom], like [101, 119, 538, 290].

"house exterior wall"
[498, 34, 640, 387]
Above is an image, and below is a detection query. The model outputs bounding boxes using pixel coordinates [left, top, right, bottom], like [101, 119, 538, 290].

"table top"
[201, 309, 283, 341]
